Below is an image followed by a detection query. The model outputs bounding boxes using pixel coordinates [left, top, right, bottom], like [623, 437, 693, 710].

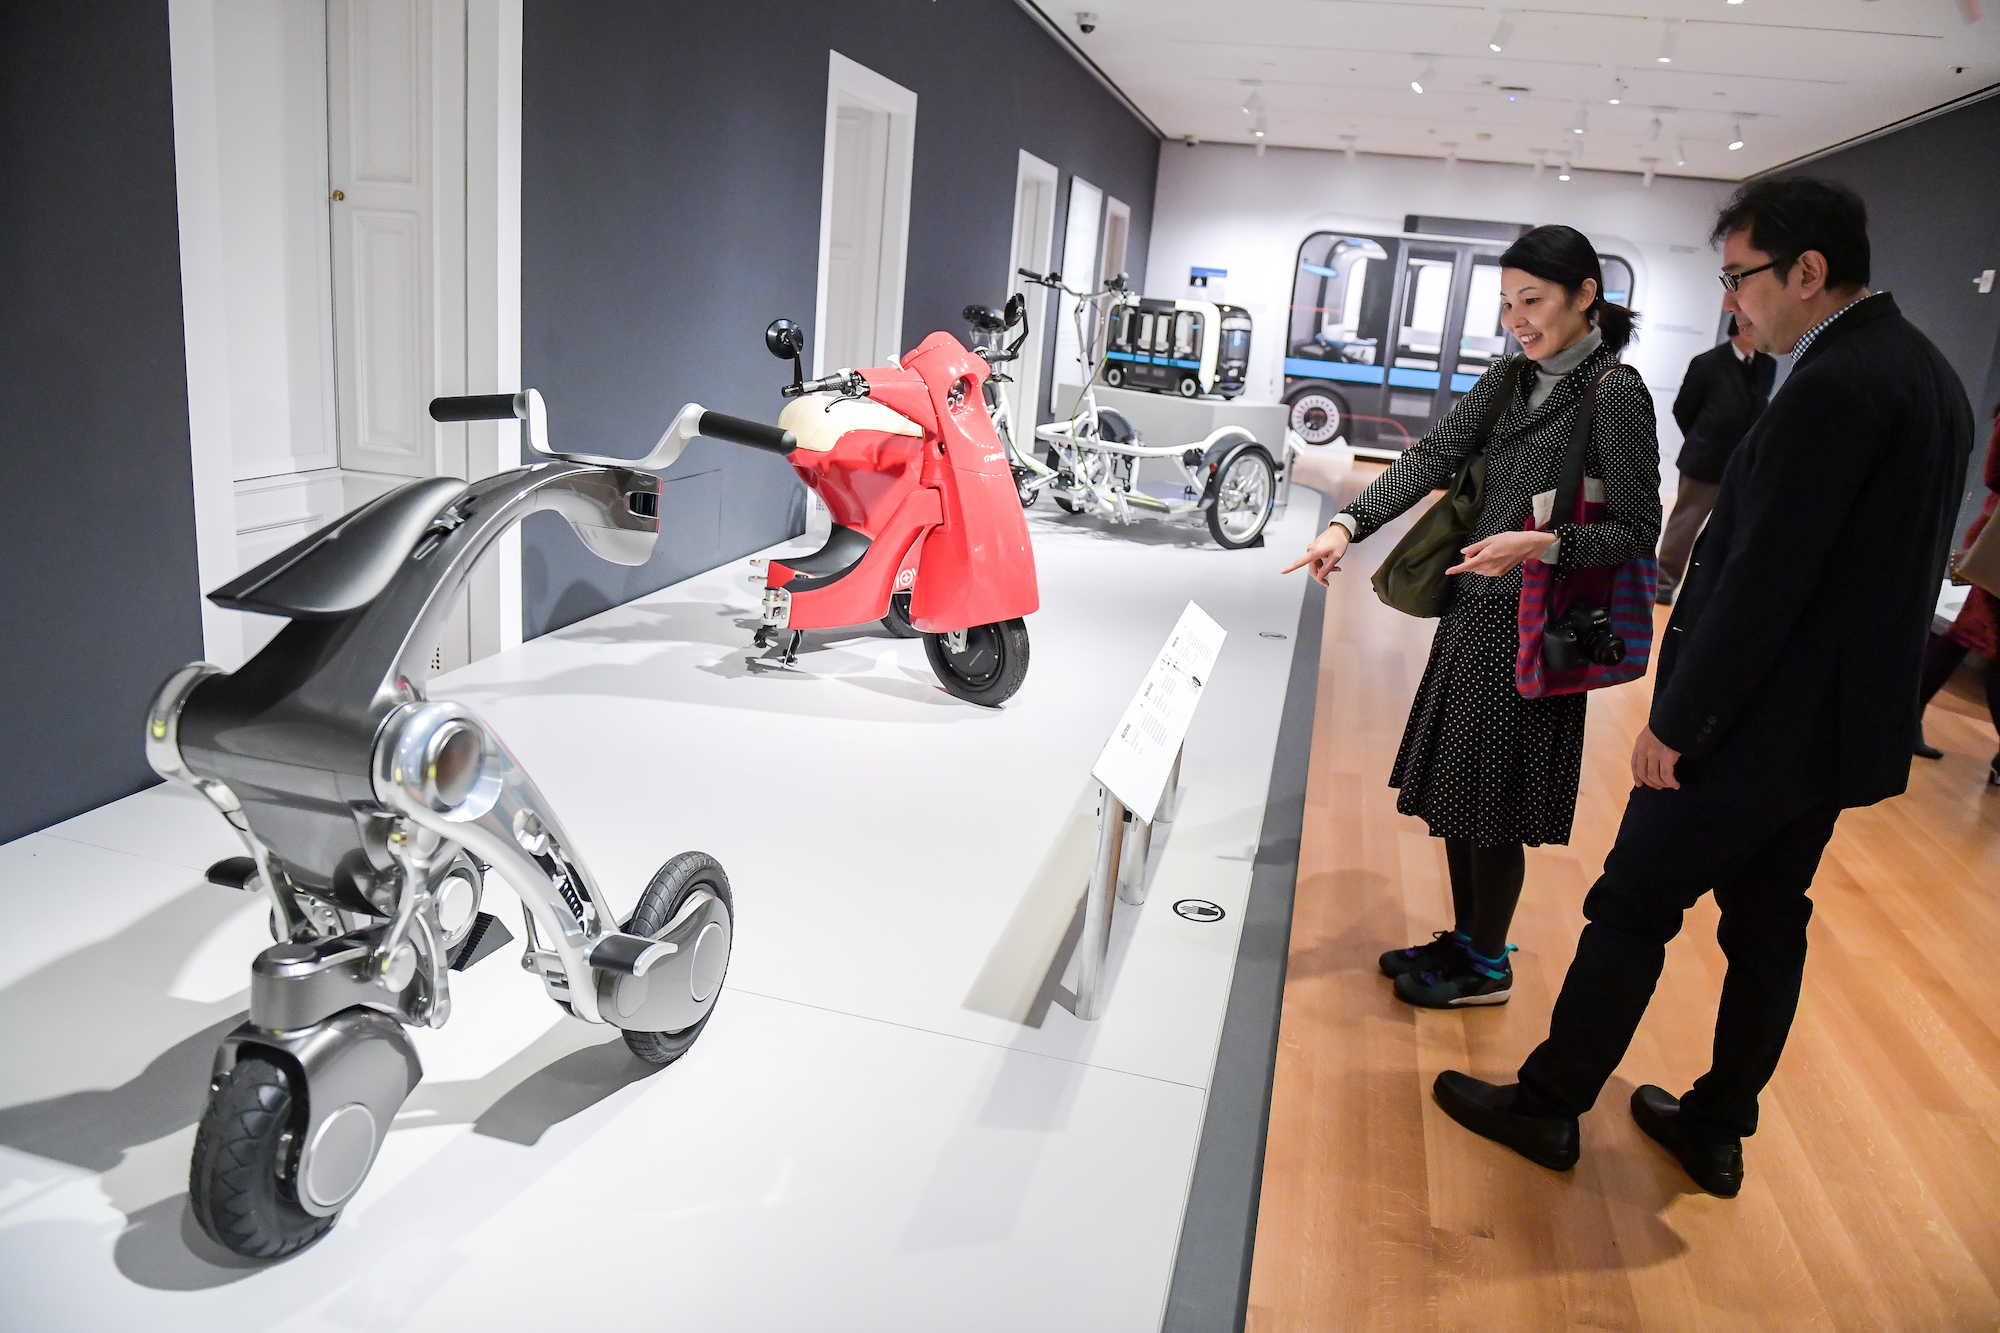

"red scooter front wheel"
[924, 619, 1030, 707]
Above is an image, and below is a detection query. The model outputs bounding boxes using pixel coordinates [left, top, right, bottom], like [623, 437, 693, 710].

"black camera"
[1542, 604, 1626, 672]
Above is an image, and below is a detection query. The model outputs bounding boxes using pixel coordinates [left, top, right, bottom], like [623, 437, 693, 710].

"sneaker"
[1393, 945, 1516, 1008]
[1379, 931, 1468, 980]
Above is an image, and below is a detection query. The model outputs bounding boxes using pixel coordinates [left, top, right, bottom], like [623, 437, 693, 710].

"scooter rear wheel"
[1207, 450, 1276, 550]
[189, 1055, 337, 1259]
[882, 591, 922, 639]
[924, 619, 1030, 707]
[621, 852, 734, 1066]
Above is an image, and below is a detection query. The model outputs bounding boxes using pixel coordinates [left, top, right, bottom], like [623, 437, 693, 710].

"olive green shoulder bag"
[1369, 358, 1527, 618]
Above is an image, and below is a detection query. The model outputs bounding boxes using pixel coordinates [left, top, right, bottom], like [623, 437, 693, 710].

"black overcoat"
[1670, 341, 1777, 482]
[1652, 294, 1975, 807]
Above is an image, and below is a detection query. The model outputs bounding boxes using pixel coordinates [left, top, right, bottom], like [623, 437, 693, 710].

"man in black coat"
[1658, 316, 1777, 604]
[1430, 177, 1976, 1196]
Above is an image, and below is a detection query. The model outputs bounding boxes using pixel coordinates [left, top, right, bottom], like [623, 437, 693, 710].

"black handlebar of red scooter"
[697, 410, 796, 454]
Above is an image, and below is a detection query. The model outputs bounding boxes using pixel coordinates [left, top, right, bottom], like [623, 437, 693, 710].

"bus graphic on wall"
[1283, 222, 1632, 454]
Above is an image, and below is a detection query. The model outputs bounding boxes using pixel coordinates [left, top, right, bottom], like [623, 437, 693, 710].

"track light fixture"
[1609, 76, 1627, 105]
[1488, 10, 1514, 52]
[1442, 141, 1459, 168]
[1573, 105, 1588, 135]
[1241, 85, 1264, 117]
[1657, 19, 1681, 63]
[1340, 134, 1358, 162]
[1412, 59, 1435, 94]
[1728, 120, 1745, 150]
[1253, 112, 1267, 139]
[1639, 157, 1658, 188]
[1674, 139, 1687, 167]
[1532, 151, 1546, 179]
[1650, 116, 1662, 141]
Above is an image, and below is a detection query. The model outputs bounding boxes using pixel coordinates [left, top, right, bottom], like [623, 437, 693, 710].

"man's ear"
[1794, 249, 1830, 300]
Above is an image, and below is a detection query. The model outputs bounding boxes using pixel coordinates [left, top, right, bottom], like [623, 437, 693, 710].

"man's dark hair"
[1711, 176, 1870, 290]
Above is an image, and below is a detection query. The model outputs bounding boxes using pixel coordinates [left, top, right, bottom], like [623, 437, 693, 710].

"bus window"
[1396, 257, 1454, 369]
[1174, 311, 1199, 360]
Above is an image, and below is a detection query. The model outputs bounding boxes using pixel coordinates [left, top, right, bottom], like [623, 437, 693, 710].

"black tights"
[1918, 633, 2000, 755]
[1445, 838, 1526, 960]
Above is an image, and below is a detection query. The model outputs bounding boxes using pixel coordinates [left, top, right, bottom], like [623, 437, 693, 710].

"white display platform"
[0, 498, 1318, 1332]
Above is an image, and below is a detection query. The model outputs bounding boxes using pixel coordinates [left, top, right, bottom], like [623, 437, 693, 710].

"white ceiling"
[1051, 0, 2000, 180]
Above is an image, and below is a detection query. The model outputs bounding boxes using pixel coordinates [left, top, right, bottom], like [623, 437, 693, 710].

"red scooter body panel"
[898, 334, 1039, 633]
[770, 332, 1038, 635]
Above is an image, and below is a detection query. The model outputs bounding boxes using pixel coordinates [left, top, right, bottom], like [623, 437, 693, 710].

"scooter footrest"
[589, 931, 677, 977]
[206, 856, 259, 892]
[449, 912, 514, 972]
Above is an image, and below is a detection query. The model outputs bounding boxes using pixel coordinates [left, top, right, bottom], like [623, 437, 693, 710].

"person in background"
[1282, 225, 1660, 1009]
[1914, 403, 2000, 784]
[1429, 177, 1973, 1197]
[1658, 315, 1777, 605]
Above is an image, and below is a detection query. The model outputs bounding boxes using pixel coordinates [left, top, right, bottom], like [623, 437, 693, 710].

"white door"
[326, 0, 470, 670]
[1006, 151, 1058, 435]
[822, 103, 891, 374]
[1052, 177, 1102, 387]
[813, 53, 916, 376]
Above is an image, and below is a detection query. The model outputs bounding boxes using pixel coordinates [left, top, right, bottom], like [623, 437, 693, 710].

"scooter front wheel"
[924, 619, 1030, 707]
[882, 591, 922, 639]
[189, 1056, 337, 1259]
[621, 852, 734, 1066]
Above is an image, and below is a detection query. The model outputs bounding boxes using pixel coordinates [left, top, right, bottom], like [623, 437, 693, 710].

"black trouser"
[1918, 631, 2000, 747]
[1515, 770, 1840, 1140]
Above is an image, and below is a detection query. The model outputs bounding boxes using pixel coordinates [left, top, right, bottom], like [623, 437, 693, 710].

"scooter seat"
[1094, 408, 1139, 445]
[210, 476, 472, 619]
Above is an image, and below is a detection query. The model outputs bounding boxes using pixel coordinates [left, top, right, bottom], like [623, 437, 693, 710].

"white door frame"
[1007, 150, 1058, 432]
[169, 0, 522, 669]
[812, 51, 916, 376]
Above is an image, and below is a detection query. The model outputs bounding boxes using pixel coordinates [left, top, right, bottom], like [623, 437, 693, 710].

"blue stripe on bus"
[1107, 351, 1200, 369]
[1451, 373, 1479, 392]
[1387, 367, 1441, 389]
[1282, 357, 1385, 384]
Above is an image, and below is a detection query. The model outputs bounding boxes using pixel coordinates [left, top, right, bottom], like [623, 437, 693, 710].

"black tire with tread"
[923, 619, 1030, 707]
[882, 591, 921, 638]
[189, 1055, 336, 1259]
[621, 852, 733, 1065]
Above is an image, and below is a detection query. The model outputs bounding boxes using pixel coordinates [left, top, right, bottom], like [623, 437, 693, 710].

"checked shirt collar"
[1790, 290, 1880, 362]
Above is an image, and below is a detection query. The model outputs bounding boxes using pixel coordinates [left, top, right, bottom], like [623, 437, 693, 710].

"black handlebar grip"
[697, 410, 797, 455]
[429, 393, 519, 423]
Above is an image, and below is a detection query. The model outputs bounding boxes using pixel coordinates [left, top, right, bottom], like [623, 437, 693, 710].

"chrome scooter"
[147, 390, 793, 1258]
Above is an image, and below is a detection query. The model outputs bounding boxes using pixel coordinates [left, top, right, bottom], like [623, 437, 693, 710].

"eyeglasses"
[1717, 260, 1779, 293]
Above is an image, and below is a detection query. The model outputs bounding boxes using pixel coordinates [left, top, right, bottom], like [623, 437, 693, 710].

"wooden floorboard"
[1248, 465, 2000, 1332]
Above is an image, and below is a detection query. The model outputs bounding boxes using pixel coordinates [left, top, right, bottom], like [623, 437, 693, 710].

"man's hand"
[1631, 726, 1682, 790]
[1283, 523, 1351, 585]
[1446, 530, 1559, 578]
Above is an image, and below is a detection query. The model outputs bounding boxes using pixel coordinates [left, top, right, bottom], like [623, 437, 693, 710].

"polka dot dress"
[1340, 342, 1663, 848]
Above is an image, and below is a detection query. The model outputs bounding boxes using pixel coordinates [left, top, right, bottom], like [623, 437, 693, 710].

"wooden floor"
[1248, 467, 2000, 1332]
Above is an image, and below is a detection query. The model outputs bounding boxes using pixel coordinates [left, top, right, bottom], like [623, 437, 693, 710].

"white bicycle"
[1018, 268, 1281, 550]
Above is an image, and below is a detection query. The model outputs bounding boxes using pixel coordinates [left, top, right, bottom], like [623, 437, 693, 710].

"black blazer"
[1652, 294, 1975, 808]
[1671, 342, 1777, 482]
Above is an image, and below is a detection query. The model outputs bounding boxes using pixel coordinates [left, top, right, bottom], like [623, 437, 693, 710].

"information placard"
[1092, 602, 1226, 817]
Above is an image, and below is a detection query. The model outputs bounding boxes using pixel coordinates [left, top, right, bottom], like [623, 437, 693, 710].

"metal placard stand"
[1074, 603, 1225, 1021]
[1076, 746, 1183, 1021]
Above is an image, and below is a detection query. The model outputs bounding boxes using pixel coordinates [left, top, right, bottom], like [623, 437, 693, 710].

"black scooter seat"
[211, 477, 472, 619]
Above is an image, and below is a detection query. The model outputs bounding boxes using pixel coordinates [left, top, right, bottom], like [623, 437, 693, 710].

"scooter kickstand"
[781, 629, 802, 667]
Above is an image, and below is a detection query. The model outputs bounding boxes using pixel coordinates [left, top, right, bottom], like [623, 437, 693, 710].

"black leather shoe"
[1914, 731, 1944, 760]
[1630, 1085, 1743, 1198]
[1432, 1071, 1579, 1171]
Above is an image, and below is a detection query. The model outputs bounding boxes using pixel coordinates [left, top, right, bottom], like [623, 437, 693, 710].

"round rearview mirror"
[765, 319, 805, 361]
[1004, 292, 1026, 327]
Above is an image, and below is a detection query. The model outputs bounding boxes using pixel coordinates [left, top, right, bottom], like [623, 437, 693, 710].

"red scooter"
[734, 320, 1039, 706]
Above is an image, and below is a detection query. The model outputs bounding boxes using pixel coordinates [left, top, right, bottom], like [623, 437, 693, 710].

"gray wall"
[1798, 93, 2000, 539]
[519, 0, 1158, 636]
[0, 1, 203, 844]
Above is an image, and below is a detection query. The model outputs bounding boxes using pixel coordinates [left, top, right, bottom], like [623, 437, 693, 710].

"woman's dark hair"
[1711, 176, 1869, 290]
[1497, 224, 1637, 352]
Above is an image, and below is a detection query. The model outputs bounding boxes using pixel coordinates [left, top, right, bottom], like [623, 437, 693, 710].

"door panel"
[824, 102, 891, 373]
[329, 0, 435, 480]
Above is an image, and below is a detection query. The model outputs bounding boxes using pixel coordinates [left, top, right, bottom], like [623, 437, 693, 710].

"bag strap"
[1551, 365, 1619, 528]
[1472, 356, 1530, 453]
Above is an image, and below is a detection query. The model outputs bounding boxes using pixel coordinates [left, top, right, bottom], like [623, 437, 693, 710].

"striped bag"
[1515, 367, 1658, 699]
